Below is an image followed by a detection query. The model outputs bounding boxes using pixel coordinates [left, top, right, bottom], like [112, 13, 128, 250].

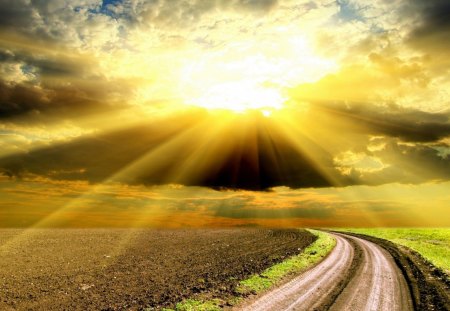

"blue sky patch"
[335, 0, 367, 23]
[86, 0, 127, 19]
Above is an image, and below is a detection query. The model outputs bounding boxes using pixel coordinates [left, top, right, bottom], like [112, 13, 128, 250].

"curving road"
[238, 233, 413, 311]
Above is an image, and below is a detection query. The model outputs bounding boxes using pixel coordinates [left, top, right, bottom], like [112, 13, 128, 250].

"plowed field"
[0, 228, 316, 310]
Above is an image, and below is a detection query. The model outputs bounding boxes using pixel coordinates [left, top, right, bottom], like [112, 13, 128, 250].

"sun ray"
[0, 113, 217, 252]
[270, 111, 343, 187]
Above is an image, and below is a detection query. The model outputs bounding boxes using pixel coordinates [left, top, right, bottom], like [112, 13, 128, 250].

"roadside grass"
[168, 229, 336, 311]
[236, 229, 335, 294]
[169, 299, 222, 311]
[342, 228, 450, 274]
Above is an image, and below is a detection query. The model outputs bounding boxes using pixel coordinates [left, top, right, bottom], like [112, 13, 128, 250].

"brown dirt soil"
[341, 232, 450, 311]
[0, 228, 316, 310]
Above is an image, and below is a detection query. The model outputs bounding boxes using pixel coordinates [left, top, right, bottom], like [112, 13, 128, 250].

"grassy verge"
[166, 299, 222, 311]
[169, 229, 336, 311]
[342, 228, 450, 274]
[236, 229, 335, 294]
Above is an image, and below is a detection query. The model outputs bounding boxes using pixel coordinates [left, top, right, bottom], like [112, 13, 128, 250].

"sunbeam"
[0, 0, 448, 229]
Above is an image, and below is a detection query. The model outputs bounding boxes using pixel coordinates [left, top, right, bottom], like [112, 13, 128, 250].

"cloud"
[128, 0, 279, 28]
[0, 113, 333, 190]
[334, 151, 387, 176]
[317, 101, 450, 143]
[0, 0, 280, 40]
[373, 140, 450, 183]
[0, 1, 112, 46]
[0, 31, 135, 121]
[405, 0, 450, 52]
[289, 48, 450, 143]
[1, 105, 449, 190]
[0, 79, 132, 121]
[1, 175, 449, 227]
[213, 205, 334, 219]
[0, 0, 39, 30]
[0, 81, 49, 118]
[0, 0, 335, 123]
[0, 0, 448, 192]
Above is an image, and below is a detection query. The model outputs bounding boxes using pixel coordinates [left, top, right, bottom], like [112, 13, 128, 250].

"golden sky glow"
[178, 34, 336, 113]
[0, 0, 449, 227]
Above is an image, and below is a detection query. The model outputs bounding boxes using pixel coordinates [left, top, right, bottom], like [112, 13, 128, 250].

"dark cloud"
[213, 205, 334, 219]
[189, 130, 332, 190]
[405, 0, 450, 52]
[0, 81, 48, 118]
[408, 0, 450, 36]
[0, 113, 333, 190]
[317, 102, 450, 143]
[0, 79, 129, 121]
[0, 0, 38, 30]
[25, 57, 85, 77]
[0, 0, 103, 42]
[381, 141, 450, 181]
[1, 103, 449, 190]
[306, 101, 450, 185]
[0, 34, 132, 121]
[0, 33, 99, 79]
[340, 139, 450, 185]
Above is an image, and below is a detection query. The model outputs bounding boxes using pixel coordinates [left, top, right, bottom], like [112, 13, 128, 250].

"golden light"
[177, 34, 337, 115]
[184, 81, 286, 114]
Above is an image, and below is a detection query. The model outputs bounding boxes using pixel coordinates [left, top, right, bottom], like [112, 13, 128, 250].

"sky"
[0, 0, 449, 227]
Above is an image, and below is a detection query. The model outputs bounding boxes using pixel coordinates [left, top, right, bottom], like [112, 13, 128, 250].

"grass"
[171, 299, 222, 311]
[169, 229, 336, 310]
[342, 228, 450, 274]
[236, 229, 335, 294]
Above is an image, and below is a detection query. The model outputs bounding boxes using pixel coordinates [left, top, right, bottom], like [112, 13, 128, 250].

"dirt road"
[240, 233, 413, 311]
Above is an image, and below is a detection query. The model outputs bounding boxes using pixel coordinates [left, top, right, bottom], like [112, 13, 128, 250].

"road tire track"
[238, 232, 413, 311]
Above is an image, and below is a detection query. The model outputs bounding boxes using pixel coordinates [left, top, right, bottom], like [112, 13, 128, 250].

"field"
[342, 228, 450, 274]
[0, 228, 316, 310]
[175, 230, 336, 310]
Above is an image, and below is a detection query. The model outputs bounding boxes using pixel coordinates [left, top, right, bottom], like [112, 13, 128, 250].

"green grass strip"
[343, 228, 450, 274]
[237, 229, 335, 294]
[170, 229, 336, 310]
[171, 299, 222, 311]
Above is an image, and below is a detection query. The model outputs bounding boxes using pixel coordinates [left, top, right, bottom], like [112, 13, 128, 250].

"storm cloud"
[0, 113, 333, 190]
[405, 0, 450, 51]
[1, 104, 449, 190]
[317, 101, 450, 143]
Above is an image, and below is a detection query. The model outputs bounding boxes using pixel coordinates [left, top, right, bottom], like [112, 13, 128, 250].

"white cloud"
[334, 151, 388, 175]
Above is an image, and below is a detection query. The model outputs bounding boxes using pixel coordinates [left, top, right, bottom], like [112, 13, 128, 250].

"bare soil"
[0, 228, 315, 310]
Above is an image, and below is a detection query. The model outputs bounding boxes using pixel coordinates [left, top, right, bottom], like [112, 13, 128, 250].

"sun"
[184, 80, 286, 115]
[178, 53, 290, 115]
[177, 35, 337, 115]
